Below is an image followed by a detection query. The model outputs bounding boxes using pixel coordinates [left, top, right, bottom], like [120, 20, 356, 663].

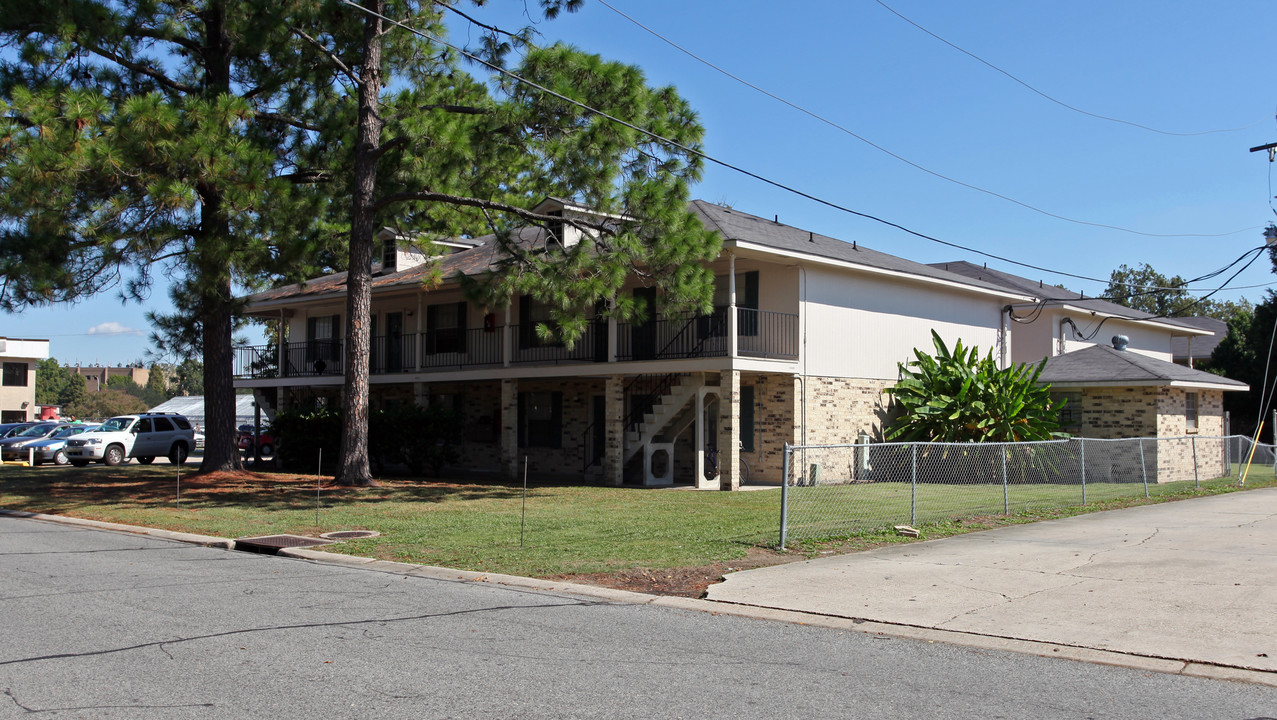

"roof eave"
[729, 239, 1034, 303]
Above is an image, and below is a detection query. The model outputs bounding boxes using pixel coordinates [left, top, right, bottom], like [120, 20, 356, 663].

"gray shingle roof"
[929, 261, 1203, 333]
[691, 201, 1022, 296]
[1169, 316, 1227, 361]
[245, 202, 1029, 307]
[1038, 344, 1247, 390]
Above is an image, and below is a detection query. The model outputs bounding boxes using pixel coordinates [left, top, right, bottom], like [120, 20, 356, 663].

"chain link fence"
[779, 435, 1276, 546]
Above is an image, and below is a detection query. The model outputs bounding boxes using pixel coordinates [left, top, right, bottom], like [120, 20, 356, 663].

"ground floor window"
[1, 410, 25, 422]
[518, 391, 562, 448]
[1185, 392, 1198, 432]
[1050, 391, 1082, 431]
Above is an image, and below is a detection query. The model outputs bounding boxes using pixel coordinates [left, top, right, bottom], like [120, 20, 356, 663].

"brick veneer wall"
[1079, 387, 1157, 439]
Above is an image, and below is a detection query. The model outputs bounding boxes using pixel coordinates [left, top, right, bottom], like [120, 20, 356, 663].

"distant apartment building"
[0, 337, 50, 422]
[71, 365, 151, 392]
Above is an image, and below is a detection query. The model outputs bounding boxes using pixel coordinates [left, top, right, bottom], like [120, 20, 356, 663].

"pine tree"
[0, 2, 342, 472]
[314, 1, 718, 485]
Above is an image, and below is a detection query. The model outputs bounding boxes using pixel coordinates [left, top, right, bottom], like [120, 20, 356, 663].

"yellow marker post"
[1240, 420, 1264, 486]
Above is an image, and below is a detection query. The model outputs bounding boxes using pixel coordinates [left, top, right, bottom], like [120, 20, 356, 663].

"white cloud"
[86, 322, 144, 337]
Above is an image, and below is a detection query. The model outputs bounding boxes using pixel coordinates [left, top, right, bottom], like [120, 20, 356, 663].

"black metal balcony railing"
[370, 333, 416, 375]
[231, 309, 799, 380]
[512, 321, 604, 365]
[421, 326, 503, 369]
[737, 308, 799, 359]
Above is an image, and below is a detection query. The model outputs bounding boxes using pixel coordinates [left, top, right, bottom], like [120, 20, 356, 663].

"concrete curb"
[0, 509, 235, 549]
[9, 509, 1276, 687]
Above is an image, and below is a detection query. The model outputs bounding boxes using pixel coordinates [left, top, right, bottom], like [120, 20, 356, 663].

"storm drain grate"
[319, 530, 380, 540]
[235, 534, 334, 555]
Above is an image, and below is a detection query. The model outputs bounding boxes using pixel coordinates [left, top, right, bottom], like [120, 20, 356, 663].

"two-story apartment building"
[0, 337, 50, 423]
[233, 200, 1233, 488]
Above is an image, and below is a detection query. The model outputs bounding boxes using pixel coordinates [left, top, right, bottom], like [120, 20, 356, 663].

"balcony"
[232, 308, 798, 380]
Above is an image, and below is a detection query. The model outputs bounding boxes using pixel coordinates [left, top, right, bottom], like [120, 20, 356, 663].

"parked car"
[64, 412, 196, 466]
[0, 422, 39, 440]
[237, 424, 275, 458]
[23, 424, 100, 466]
[0, 423, 74, 461]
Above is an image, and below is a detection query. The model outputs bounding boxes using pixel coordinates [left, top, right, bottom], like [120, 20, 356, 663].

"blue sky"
[8, 0, 1277, 365]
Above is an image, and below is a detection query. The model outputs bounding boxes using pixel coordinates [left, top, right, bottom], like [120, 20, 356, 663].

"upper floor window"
[2, 362, 28, 387]
[426, 302, 467, 354]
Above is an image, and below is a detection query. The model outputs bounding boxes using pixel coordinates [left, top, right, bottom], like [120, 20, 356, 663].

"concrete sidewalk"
[707, 487, 1277, 673]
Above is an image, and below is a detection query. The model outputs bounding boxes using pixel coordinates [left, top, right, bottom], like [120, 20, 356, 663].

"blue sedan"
[1, 424, 91, 465]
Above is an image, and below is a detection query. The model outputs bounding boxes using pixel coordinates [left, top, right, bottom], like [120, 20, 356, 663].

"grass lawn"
[1, 462, 1273, 582]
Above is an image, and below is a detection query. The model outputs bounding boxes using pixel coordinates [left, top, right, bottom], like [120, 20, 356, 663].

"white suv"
[65, 413, 196, 467]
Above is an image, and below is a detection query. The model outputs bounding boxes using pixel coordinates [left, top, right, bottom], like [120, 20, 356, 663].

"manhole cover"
[319, 530, 380, 540]
[236, 534, 334, 555]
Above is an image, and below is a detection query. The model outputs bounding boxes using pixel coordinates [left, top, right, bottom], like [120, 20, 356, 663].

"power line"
[875, 0, 1267, 138]
[352, 1, 1265, 297]
[594, 0, 1259, 240]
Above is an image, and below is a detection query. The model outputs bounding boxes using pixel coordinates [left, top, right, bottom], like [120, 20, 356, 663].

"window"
[153, 417, 174, 432]
[426, 302, 467, 354]
[2, 362, 28, 387]
[382, 240, 397, 271]
[306, 314, 342, 369]
[519, 295, 562, 348]
[518, 391, 562, 448]
[135, 418, 153, 433]
[0, 411, 25, 423]
[1050, 391, 1082, 430]
[1185, 392, 1199, 432]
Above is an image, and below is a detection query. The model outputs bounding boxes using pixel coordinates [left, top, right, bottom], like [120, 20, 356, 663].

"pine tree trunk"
[194, 0, 242, 475]
[334, 0, 384, 487]
[199, 274, 243, 474]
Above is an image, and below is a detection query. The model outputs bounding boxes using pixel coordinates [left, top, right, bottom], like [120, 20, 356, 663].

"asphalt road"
[2, 516, 1276, 719]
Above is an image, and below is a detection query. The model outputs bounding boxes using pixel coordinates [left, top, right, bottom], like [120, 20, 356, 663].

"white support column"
[727, 252, 738, 358]
[503, 306, 513, 367]
[607, 316, 618, 363]
[415, 295, 424, 370]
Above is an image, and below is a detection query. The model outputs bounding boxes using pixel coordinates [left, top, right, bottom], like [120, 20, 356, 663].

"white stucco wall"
[1011, 307, 1178, 362]
[801, 266, 1006, 380]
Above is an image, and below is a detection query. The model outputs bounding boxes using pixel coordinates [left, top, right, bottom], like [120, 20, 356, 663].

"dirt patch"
[549, 546, 793, 598]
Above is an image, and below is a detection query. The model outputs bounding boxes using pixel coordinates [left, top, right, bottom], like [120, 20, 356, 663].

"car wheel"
[258, 443, 274, 458]
[169, 444, 188, 465]
[103, 445, 125, 466]
[70, 460, 89, 467]
[53, 450, 68, 466]
[136, 456, 155, 465]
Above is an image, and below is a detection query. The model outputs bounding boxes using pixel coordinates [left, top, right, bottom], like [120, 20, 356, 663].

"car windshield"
[15, 425, 54, 438]
[99, 417, 133, 432]
[52, 426, 81, 439]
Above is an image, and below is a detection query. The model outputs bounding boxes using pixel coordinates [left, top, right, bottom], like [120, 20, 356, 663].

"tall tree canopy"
[0, 1, 341, 472]
[0, 1, 719, 486]
[1104, 262, 1251, 321]
[309, 1, 719, 485]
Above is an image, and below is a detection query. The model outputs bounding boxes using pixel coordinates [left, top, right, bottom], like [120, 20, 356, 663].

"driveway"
[707, 487, 1277, 673]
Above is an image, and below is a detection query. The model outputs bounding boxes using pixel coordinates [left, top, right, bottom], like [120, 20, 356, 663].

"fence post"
[911, 444, 918, 526]
[1191, 436, 1199, 489]
[779, 443, 791, 549]
[1001, 445, 1009, 515]
[1139, 438, 1149, 498]
[1080, 438, 1087, 505]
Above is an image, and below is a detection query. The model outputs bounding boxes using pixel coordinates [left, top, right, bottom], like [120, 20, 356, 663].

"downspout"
[1000, 305, 1011, 370]
[798, 264, 808, 481]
